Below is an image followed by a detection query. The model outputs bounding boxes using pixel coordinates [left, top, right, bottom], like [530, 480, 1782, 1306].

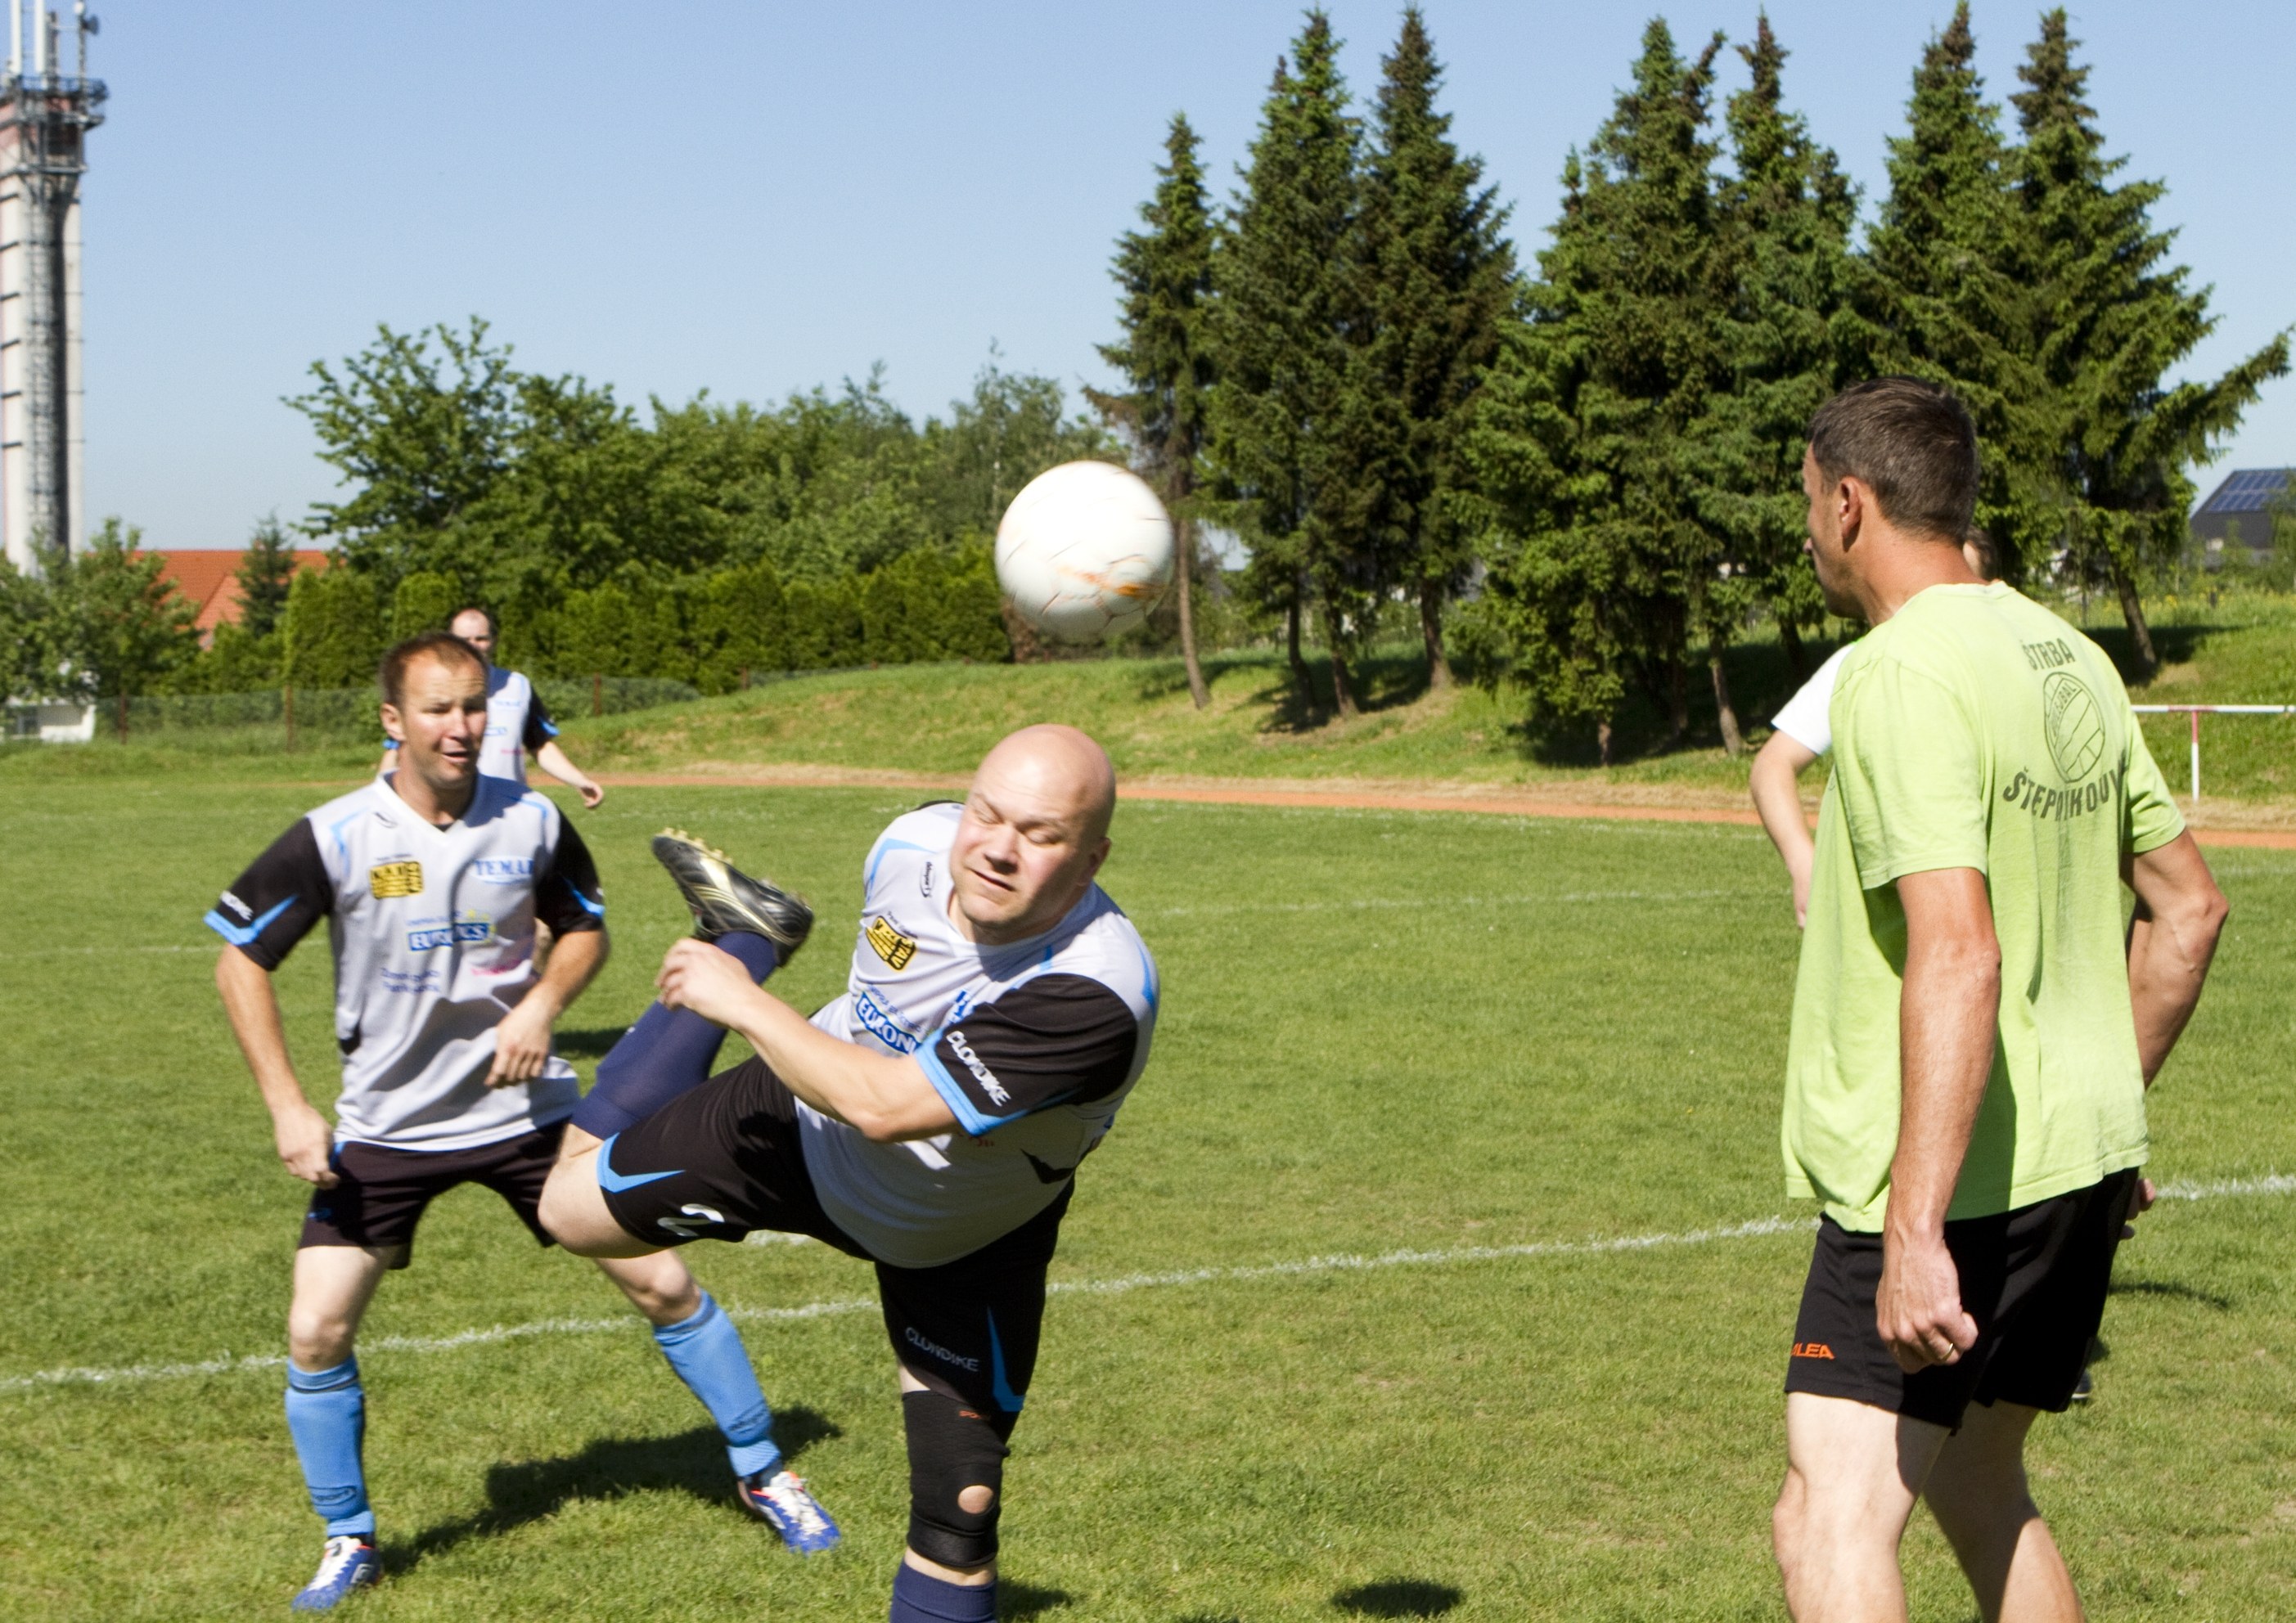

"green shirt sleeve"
[1832, 654, 1989, 890]
[2121, 699, 2186, 856]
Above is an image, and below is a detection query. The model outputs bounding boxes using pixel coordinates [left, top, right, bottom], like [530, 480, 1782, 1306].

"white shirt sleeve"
[1771, 644, 1853, 756]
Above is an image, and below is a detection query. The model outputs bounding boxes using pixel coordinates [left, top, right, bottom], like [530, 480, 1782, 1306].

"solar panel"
[2200, 469, 2291, 514]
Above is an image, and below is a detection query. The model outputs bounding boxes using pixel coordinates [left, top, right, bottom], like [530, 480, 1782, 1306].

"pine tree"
[1853, 2, 2042, 573]
[2010, 8, 2289, 676]
[234, 515, 299, 640]
[1466, 22, 1727, 762]
[1095, 114, 1218, 709]
[1207, 12, 1369, 715]
[1357, 7, 1514, 692]
[1701, 12, 1855, 695]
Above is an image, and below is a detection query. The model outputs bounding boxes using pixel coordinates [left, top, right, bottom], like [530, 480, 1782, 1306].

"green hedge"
[109, 677, 700, 745]
[260, 543, 1010, 699]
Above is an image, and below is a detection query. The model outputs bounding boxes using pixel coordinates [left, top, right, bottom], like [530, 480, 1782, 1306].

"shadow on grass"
[1333, 1578, 1464, 1616]
[2082, 618, 2220, 686]
[553, 1027, 633, 1061]
[2108, 1278, 2233, 1311]
[393, 1410, 838, 1573]
[1002, 1579, 1078, 1617]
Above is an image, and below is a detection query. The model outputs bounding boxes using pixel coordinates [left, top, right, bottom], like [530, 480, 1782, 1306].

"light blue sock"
[651, 1293, 781, 1477]
[285, 1358, 374, 1537]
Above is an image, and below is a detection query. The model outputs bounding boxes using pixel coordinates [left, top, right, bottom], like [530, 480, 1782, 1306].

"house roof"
[2195, 468, 2292, 517]
[151, 547, 329, 634]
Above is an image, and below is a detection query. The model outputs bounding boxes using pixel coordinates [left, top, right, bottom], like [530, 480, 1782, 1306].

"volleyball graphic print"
[2042, 671, 2106, 780]
[995, 461, 1175, 642]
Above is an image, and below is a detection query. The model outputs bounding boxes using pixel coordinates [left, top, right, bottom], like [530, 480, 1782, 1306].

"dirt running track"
[592, 766, 2296, 852]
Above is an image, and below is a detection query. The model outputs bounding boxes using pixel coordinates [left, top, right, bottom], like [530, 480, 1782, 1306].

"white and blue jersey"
[798, 803, 1160, 1269]
[205, 776, 605, 1152]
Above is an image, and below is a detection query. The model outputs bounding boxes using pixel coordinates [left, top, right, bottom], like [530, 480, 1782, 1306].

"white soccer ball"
[995, 461, 1174, 642]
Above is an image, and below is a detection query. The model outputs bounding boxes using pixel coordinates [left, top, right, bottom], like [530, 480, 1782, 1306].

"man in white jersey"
[541, 725, 1158, 1623]
[1752, 533, 1997, 928]
[213, 632, 824, 1612]
[376, 607, 605, 807]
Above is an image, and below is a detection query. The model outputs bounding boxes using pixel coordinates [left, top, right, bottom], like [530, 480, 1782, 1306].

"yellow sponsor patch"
[368, 860, 425, 899]
[865, 915, 917, 971]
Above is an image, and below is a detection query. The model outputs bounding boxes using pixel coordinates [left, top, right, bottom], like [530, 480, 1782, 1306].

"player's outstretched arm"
[534, 740, 605, 808]
[656, 939, 957, 1142]
[215, 947, 339, 1188]
[1749, 733, 1820, 928]
[488, 924, 610, 1087]
[2125, 831, 2229, 1085]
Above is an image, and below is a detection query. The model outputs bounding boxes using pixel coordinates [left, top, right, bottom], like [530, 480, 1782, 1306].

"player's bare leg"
[1774, 1391, 1948, 1623]
[283, 1246, 399, 1609]
[560, 1124, 708, 1323]
[1922, 1401, 2082, 1623]
[287, 1243, 400, 1370]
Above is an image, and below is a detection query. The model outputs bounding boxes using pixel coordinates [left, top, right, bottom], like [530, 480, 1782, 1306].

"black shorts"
[598, 1056, 1068, 1434]
[300, 1121, 568, 1267]
[1785, 1167, 2140, 1429]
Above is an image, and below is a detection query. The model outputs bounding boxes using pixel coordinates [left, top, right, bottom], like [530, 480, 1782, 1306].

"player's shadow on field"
[1332, 1579, 1464, 1617]
[2109, 1277, 2234, 1311]
[392, 1410, 837, 1572]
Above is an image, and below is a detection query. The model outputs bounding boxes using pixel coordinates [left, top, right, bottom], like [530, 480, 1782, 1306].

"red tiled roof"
[151, 548, 330, 636]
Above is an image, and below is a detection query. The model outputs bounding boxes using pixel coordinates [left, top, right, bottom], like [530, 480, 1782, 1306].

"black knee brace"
[903, 1389, 1011, 1569]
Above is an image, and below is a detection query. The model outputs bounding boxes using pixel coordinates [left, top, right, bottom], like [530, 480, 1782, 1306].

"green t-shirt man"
[1783, 582, 2186, 1231]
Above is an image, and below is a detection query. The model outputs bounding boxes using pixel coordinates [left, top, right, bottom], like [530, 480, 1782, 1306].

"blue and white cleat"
[290, 1535, 380, 1611]
[738, 1468, 841, 1553]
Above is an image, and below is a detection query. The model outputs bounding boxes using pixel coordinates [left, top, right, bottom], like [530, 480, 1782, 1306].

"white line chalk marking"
[3, 1180, 2279, 1396]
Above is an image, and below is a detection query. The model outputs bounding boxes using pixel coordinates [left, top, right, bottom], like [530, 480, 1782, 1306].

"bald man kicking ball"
[542, 725, 1160, 1622]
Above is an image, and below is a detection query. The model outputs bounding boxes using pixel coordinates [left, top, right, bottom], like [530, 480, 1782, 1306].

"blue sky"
[80, 1, 2296, 548]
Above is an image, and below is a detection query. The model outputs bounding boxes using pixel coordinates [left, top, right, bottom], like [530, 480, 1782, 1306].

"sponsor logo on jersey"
[1790, 1341, 1835, 1360]
[368, 860, 425, 899]
[945, 1029, 1010, 1105]
[406, 912, 493, 952]
[865, 915, 918, 971]
[470, 856, 534, 884]
[218, 891, 254, 921]
[853, 987, 921, 1054]
[903, 1325, 980, 1373]
[920, 860, 935, 897]
[378, 966, 444, 995]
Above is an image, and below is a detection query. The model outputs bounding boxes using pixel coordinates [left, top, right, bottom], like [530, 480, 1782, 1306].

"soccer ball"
[995, 461, 1174, 642]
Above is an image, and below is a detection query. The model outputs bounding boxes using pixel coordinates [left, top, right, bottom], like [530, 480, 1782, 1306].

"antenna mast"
[0, 4, 102, 571]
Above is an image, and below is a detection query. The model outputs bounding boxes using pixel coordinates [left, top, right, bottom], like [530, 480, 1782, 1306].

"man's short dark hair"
[1808, 377, 1979, 541]
[449, 605, 497, 637]
[380, 632, 485, 708]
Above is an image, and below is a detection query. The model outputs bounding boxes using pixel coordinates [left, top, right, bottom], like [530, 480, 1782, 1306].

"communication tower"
[0, 1, 101, 572]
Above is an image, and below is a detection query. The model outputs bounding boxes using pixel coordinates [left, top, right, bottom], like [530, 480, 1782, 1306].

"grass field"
[3, 771, 2294, 1621]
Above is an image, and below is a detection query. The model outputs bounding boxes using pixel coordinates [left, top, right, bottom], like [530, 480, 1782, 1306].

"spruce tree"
[1466, 21, 1727, 762]
[1702, 12, 1855, 694]
[1357, 7, 1514, 691]
[1207, 12, 1368, 715]
[1853, 2, 2042, 572]
[234, 515, 299, 640]
[2010, 8, 2289, 676]
[1095, 114, 1218, 709]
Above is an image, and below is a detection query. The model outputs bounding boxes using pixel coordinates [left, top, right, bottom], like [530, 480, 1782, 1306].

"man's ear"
[380, 701, 406, 744]
[1835, 476, 1869, 547]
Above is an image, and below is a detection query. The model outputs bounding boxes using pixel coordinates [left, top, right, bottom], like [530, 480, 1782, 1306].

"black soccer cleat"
[651, 828, 813, 957]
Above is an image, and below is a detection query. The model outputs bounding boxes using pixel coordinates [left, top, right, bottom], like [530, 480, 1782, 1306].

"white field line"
[8, 1182, 2283, 1399]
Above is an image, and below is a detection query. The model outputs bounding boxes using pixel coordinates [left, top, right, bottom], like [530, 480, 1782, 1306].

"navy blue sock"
[574, 932, 778, 1137]
[890, 1562, 997, 1623]
[285, 1358, 374, 1537]
[651, 1292, 781, 1477]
